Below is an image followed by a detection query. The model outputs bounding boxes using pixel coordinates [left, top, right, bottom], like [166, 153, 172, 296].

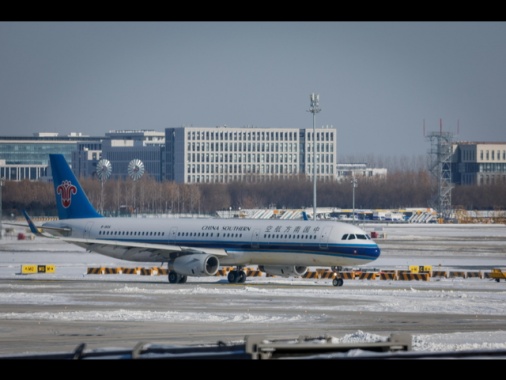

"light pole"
[351, 174, 357, 224]
[308, 93, 321, 221]
[0, 178, 3, 240]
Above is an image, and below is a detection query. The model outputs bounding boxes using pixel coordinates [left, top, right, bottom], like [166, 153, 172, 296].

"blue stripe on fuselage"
[94, 237, 380, 261]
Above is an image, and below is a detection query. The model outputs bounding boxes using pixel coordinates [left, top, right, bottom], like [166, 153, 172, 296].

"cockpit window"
[356, 234, 367, 240]
[342, 234, 348, 240]
[348, 234, 356, 240]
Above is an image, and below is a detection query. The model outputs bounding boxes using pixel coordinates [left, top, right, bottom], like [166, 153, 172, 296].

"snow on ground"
[1, 224, 506, 356]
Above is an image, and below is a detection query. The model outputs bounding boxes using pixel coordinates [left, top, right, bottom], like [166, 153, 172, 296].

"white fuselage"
[43, 217, 381, 268]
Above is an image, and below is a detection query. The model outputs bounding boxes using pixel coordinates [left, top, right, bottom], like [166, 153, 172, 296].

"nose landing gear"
[331, 266, 344, 287]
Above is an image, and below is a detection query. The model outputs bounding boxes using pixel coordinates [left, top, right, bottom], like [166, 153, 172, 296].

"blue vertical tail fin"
[49, 154, 102, 220]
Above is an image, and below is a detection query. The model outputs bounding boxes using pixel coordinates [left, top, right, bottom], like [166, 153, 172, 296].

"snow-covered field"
[1, 223, 506, 358]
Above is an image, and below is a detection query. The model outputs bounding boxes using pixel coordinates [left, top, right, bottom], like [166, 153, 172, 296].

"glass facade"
[0, 136, 102, 181]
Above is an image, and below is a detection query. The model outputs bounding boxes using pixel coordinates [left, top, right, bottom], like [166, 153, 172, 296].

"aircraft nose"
[372, 243, 381, 258]
[364, 242, 381, 259]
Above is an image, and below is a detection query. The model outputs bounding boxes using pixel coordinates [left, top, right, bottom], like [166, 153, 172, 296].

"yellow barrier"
[302, 271, 319, 279]
[319, 271, 338, 279]
[338, 271, 356, 279]
[82, 266, 495, 281]
[432, 271, 447, 278]
[138, 268, 152, 276]
[397, 273, 430, 281]
[466, 271, 483, 279]
[379, 272, 397, 280]
[356, 272, 378, 280]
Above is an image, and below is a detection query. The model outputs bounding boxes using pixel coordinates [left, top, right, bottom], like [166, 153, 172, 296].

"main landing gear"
[168, 270, 187, 284]
[331, 266, 344, 287]
[227, 267, 247, 284]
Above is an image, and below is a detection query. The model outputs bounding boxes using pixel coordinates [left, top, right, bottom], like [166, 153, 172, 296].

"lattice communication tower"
[426, 120, 454, 221]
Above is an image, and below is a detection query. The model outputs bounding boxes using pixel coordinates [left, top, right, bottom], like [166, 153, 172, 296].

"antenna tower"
[426, 119, 454, 221]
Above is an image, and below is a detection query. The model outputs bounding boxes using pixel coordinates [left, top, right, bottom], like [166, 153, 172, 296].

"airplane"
[21, 154, 381, 287]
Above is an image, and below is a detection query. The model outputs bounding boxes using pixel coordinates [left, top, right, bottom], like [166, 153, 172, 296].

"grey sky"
[1, 21, 505, 158]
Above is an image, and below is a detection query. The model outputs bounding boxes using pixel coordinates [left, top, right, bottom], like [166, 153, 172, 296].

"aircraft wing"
[57, 236, 228, 262]
[2, 210, 70, 238]
[1, 221, 59, 238]
[28, 224, 70, 238]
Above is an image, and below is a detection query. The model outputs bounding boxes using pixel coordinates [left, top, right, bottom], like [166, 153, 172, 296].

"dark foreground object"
[2, 333, 506, 360]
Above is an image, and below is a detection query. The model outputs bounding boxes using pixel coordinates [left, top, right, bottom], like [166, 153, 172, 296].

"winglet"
[22, 209, 44, 236]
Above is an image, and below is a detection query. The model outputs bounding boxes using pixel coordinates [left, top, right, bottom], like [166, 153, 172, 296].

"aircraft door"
[84, 222, 94, 239]
[319, 226, 332, 249]
[251, 228, 261, 249]
[169, 227, 178, 243]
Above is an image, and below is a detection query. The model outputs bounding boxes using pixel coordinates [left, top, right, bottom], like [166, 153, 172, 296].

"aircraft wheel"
[228, 270, 237, 283]
[178, 275, 187, 284]
[332, 277, 344, 287]
[238, 271, 247, 283]
[168, 271, 179, 284]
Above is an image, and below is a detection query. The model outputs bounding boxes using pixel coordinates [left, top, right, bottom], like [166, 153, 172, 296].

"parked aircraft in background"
[21, 154, 381, 287]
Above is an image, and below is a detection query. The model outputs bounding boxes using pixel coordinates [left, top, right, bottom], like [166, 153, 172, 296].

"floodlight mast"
[308, 93, 321, 221]
[352, 174, 357, 224]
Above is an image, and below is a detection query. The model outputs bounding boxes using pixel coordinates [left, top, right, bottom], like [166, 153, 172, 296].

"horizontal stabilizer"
[21, 210, 58, 238]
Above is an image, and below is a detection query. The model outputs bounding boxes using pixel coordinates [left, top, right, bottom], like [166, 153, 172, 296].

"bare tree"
[2, 170, 506, 217]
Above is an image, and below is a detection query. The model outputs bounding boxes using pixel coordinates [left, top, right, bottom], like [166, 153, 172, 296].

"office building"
[101, 130, 165, 181]
[164, 125, 337, 184]
[452, 142, 506, 185]
[0, 133, 102, 181]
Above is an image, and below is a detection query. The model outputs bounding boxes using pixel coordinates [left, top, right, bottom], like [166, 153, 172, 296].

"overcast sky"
[1, 21, 505, 158]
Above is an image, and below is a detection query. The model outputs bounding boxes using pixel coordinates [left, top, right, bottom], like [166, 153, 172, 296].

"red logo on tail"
[57, 180, 77, 208]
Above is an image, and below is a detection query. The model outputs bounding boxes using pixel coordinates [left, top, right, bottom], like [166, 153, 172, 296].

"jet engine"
[258, 265, 308, 277]
[172, 254, 220, 276]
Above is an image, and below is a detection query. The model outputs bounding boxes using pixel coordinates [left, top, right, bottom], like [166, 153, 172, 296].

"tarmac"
[1, 223, 506, 358]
